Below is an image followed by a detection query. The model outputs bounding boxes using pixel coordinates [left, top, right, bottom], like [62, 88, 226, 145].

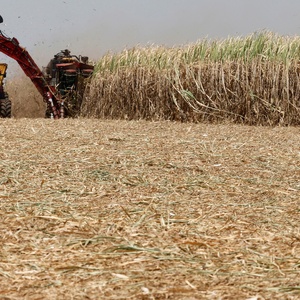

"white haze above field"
[1, 0, 300, 76]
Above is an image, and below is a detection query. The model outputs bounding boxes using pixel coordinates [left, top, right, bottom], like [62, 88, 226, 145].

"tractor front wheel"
[0, 96, 12, 118]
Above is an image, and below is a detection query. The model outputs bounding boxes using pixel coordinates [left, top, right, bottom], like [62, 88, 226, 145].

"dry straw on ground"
[0, 118, 299, 299]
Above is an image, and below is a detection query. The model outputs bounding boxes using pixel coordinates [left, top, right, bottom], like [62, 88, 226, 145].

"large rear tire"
[0, 96, 12, 118]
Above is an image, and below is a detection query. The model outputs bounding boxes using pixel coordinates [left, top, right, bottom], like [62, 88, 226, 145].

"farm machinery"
[43, 49, 94, 118]
[0, 62, 11, 118]
[0, 15, 94, 118]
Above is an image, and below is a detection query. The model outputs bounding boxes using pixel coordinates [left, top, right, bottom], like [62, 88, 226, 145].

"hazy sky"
[1, 0, 300, 74]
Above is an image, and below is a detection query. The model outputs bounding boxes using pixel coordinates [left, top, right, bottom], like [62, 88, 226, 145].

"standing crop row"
[82, 31, 300, 125]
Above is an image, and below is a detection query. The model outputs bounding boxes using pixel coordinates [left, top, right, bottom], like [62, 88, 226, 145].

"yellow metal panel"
[0, 63, 8, 86]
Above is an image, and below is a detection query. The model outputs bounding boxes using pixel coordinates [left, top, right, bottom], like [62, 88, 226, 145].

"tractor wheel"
[0, 96, 12, 118]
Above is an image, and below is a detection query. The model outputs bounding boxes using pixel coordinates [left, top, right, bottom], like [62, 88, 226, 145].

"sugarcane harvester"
[0, 15, 94, 118]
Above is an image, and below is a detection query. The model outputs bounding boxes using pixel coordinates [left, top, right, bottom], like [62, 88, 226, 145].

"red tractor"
[0, 15, 94, 118]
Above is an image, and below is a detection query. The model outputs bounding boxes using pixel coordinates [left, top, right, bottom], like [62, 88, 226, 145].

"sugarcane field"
[1, 30, 300, 299]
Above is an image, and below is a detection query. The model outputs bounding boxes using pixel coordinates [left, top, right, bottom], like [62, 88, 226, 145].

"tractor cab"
[0, 63, 7, 100]
[0, 63, 7, 87]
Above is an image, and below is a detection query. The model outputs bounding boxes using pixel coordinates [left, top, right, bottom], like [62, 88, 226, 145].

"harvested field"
[0, 118, 299, 299]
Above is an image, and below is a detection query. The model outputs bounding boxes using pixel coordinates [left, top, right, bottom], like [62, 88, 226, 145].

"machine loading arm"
[0, 30, 62, 118]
